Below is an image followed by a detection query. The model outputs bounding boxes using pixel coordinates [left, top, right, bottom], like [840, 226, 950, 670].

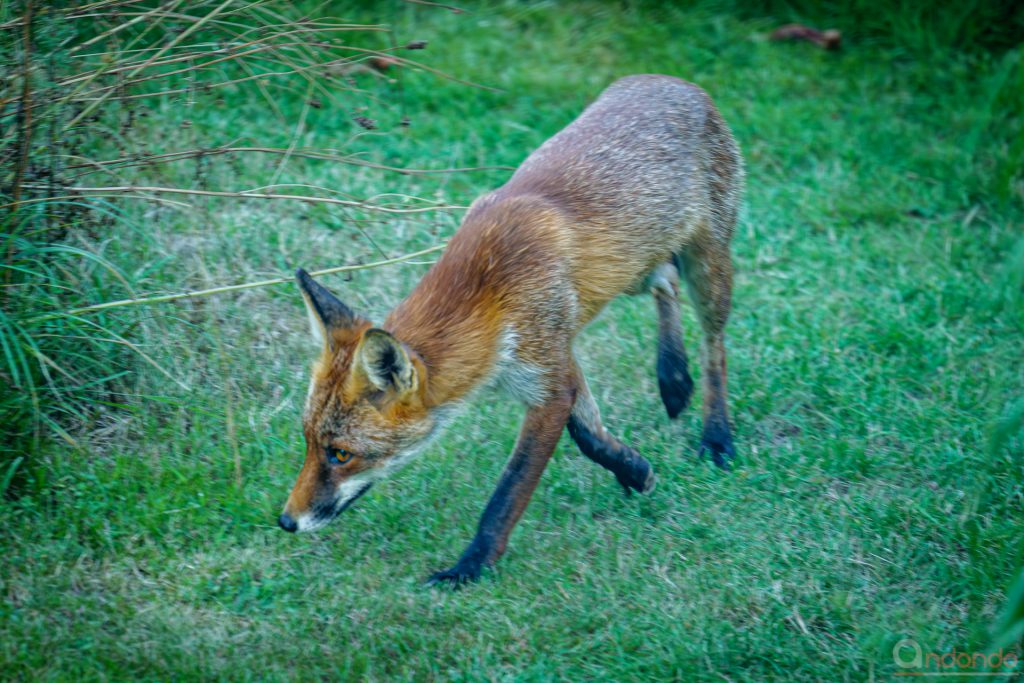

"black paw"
[426, 561, 484, 588]
[614, 449, 657, 495]
[699, 422, 735, 470]
[657, 349, 693, 419]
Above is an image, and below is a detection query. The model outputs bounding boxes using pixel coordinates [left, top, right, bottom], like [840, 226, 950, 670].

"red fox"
[278, 75, 743, 585]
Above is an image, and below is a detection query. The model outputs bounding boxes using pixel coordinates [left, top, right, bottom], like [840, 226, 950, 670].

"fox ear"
[357, 328, 418, 394]
[295, 268, 359, 349]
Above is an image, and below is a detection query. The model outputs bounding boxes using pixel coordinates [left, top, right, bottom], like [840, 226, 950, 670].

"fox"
[278, 74, 743, 585]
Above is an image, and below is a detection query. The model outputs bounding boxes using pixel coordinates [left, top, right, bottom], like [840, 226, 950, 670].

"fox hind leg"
[678, 242, 735, 469]
[651, 260, 695, 419]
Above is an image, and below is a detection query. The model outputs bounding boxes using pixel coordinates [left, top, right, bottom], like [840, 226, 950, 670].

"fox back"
[456, 75, 743, 322]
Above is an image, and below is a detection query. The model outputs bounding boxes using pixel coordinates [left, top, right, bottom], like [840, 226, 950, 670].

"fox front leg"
[428, 386, 574, 586]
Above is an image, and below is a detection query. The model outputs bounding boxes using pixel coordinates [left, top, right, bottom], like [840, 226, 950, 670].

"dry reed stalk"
[2, 186, 467, 214]
[63, 147, 514, 177]
[29, 243, 447, 322]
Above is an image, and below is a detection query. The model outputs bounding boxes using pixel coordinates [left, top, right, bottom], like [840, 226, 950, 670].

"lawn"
[1, 1, 1022, 680]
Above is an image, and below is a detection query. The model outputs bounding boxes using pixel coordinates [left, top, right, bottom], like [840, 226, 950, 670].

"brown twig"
[60, 30, 388, 89]
[0, 0, 136, 29]
[60, 36, 497, 106]
[3, 23, 484, 122]
[61, 24, 387, 85]
[30, 244, 448, 321]
[68, 41, 488, 108]
[66, 4, 154, 54]
[56, 1, 186, 109]
[63, 147, 515, 176]
[63, 0, 236, 131]
[38, 55, 365, 109]
[3, 185, 468, 215]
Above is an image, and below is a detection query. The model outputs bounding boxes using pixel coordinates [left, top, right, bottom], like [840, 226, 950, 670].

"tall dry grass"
[0, 0, 471, 495]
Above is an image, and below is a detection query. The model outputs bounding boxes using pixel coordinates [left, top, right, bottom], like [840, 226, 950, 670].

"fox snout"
[278, 512, 299, 533]
[279, 479, 375, 533]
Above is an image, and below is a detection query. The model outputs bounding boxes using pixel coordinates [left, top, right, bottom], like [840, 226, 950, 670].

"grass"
[2, 1, 1023, 680]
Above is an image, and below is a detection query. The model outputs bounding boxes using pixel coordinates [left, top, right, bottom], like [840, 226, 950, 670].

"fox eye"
[325, 447, 353, 465]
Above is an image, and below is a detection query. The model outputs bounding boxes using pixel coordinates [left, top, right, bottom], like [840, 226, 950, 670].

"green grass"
[2, 1, 1023, 680]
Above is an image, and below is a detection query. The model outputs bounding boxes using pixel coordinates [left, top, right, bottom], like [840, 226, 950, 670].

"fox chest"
[490, 330, 550, 406]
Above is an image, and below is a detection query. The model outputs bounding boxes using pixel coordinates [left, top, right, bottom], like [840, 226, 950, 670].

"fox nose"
[278, 512, 298, 533]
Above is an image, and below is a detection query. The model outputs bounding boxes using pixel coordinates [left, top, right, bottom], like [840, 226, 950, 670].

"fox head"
[278, 269, 437, 533]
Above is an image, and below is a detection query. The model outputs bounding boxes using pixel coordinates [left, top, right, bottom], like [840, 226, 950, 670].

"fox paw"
[615, 451, 657, 495]
[427, 561, 484, 588]
[699, 424, 735, 470]
[657, 350, 694, 419]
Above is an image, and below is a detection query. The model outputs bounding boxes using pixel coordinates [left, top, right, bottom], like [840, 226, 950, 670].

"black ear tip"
[294, 268, 357, 328]
[295, 268, 314, 289]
